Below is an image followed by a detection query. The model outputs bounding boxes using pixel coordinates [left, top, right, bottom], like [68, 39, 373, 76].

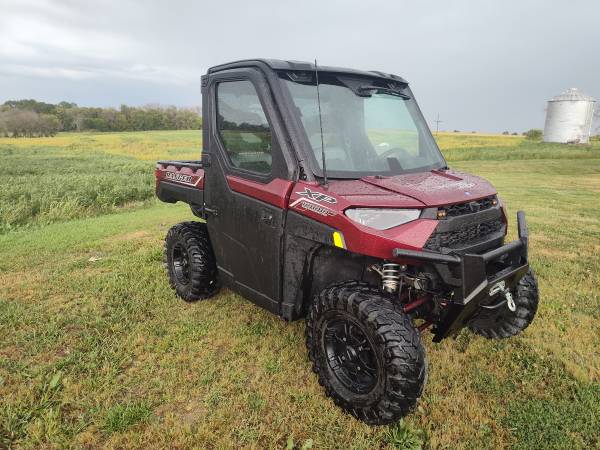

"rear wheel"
[164, 221, 220, 301]
[469, 269, 539, 339]
[306, 281, 426, 425]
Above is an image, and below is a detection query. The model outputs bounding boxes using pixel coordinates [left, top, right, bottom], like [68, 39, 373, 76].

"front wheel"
[306, 281, 427, 425]
[469, 269, 539, 339]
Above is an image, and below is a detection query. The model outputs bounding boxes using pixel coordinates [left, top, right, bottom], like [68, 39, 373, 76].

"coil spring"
[381, 263, 401, 293]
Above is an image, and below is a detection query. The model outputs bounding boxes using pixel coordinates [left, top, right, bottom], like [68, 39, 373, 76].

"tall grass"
[0, 145, 153, 233]
[0, 131, 203, 232]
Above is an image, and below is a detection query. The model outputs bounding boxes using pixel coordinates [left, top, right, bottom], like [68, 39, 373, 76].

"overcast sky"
[1, 0, 598, 132]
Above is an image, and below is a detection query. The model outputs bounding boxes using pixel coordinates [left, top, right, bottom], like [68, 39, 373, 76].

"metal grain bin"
[543, 88, 595, 144]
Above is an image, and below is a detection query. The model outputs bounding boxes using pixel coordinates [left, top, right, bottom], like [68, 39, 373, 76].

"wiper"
[357, 85, 410, 99]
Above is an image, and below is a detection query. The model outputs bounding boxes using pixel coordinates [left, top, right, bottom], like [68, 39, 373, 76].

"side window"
[216, 80, 272, 174]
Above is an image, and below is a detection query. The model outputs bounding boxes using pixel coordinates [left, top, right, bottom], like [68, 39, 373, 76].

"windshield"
[281, 74, 446, 178]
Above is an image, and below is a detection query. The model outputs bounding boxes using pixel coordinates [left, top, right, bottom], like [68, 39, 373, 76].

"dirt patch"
[0, 270, 44, 300]
[536, 247, 577, 259]
[0, 345, 22, 359]
[155, 400, 206, 425]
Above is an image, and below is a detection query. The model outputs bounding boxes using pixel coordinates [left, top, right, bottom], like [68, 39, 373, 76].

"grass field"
[1, 131, 599, 449]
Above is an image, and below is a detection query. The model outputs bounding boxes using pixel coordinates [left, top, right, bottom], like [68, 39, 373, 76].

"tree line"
[0, 99, 202, 137]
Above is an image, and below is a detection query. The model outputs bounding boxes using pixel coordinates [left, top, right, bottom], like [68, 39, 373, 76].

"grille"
[424, 218, 504, 251]
[439, 196, 497, 218]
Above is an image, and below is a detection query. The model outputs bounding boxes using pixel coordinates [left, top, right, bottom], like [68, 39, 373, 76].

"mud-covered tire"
[469, 269, 539, 339]
[306, 281, 427, 425]
[163, 221, 220, 302]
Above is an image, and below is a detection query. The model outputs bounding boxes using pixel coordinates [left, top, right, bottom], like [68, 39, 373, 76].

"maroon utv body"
[155, 59, 539, 425]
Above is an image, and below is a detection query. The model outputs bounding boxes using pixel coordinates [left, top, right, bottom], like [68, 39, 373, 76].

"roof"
[207, 59, 407, 83]
[549, 88, 595, 102]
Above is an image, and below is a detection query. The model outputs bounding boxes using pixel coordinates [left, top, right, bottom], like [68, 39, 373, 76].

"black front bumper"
[393, 211, 530, 342]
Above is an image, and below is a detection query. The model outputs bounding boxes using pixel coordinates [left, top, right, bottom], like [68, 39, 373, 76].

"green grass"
[103, 402, 153, 433]
[0, 131, 599, 448]
[443, 140, 600, 162]
[505, 383, 599, 450]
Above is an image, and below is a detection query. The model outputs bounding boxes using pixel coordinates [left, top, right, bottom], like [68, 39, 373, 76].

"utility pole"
[435, 113, 443, 136]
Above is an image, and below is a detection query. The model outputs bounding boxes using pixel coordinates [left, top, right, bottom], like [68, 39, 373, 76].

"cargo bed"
[155, 160, 204, 209]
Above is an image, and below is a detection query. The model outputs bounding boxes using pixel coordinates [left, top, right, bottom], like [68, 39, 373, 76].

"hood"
[327, 169, 496, 208]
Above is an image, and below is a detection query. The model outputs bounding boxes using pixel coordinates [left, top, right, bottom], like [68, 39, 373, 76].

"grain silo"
[543, 88, 595, 144]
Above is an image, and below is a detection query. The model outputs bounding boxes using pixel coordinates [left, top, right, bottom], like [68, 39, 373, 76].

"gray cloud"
[1, 0, 598, 132]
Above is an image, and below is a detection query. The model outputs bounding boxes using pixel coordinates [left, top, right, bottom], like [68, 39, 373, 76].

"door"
[203, 70, 294, 313]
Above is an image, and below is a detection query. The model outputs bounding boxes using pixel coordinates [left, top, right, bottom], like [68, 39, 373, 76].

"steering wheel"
[378, 147, 410, 159]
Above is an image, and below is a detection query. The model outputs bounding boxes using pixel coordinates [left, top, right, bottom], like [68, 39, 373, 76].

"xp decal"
[296, 187, 337, 204]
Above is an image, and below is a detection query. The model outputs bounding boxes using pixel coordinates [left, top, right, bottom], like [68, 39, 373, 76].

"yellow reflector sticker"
[333, 231, 345, 249]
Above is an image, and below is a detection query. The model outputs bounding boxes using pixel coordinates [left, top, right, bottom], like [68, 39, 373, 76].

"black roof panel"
[208, 59, 407, 83]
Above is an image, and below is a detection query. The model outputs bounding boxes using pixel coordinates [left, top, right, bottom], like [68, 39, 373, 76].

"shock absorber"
[381, 263, 401, 293]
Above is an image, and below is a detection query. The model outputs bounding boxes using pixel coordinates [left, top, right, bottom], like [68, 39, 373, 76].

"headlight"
[345, 208, 421, 230]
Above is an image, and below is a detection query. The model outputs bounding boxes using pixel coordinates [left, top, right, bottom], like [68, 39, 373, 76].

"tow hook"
[486, 281, 516, 312]
[505, 290, 516, 312]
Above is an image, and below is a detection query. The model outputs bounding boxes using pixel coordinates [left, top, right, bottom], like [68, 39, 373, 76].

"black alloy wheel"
[171, 242, 191, 285]
[323, 317, 379, 395]
[306, 281, 426, 425]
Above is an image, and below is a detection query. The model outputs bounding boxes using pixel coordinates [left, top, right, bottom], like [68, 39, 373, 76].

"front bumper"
[393, 211, 530, 342]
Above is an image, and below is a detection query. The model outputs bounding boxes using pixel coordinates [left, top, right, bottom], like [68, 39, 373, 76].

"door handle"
[204, 206, 219, 216]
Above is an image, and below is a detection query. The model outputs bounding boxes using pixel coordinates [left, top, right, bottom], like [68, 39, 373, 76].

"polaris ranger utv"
[155, 59, 539, 425]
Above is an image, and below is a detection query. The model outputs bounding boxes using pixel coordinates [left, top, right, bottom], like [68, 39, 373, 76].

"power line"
[435, 113, 443, 136]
